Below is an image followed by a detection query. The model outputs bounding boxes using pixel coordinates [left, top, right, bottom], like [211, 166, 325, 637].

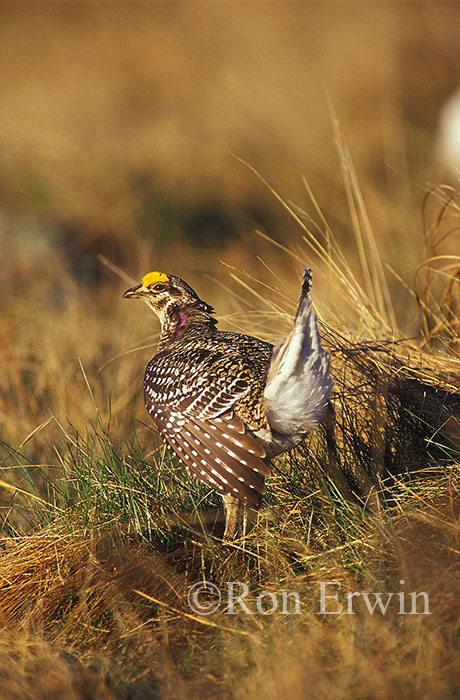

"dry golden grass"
[2, 176, 460, 697]
[1, 5, 460, 698]
[0, 473, 458, 699]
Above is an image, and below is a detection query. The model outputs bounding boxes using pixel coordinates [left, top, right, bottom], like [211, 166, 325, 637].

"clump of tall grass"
[1, 161, 460, 697]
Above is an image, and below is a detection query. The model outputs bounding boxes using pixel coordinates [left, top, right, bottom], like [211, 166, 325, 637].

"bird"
[123, 268, 337, 540]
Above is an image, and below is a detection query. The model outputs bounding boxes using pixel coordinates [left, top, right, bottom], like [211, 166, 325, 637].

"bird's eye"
[152, 283, 166, 292]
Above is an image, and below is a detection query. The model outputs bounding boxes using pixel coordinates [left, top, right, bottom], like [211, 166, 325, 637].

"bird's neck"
[158, 304, 217, 350]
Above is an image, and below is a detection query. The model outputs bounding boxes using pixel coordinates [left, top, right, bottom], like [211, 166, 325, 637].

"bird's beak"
[123, 284, 149, 299]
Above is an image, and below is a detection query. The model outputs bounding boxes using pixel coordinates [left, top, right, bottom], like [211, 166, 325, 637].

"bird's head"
[123, 271, 216, 342]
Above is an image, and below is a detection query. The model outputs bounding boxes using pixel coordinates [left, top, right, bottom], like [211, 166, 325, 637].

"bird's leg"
[242, 505, 249, 539]
[221, 494, 260, 541]
[222, 494, 244, 540]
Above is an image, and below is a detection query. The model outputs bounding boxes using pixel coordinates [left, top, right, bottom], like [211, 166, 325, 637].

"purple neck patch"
[175, 310, 188, 331]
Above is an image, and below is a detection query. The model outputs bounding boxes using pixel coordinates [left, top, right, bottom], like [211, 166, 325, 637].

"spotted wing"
[144, 347, 270, 505]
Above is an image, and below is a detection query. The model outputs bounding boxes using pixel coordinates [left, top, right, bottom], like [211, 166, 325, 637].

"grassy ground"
[1, 180, 459, 698]
[1, 4, 460, 699]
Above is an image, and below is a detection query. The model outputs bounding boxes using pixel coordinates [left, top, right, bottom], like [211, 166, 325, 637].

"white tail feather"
[264, 272, 331, 439]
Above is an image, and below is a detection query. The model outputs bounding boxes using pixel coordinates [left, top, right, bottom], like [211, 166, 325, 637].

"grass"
[1, 5, 460, 697]
[0, 412, 459, 698]
[1, 175, 460, 697]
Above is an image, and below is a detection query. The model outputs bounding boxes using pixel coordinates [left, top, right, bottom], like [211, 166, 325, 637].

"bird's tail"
[264, 269, 332, 439]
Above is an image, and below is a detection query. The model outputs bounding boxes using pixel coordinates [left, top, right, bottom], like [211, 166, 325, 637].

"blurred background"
[1, 2, 460, 460]
[2, 7, 460, 694]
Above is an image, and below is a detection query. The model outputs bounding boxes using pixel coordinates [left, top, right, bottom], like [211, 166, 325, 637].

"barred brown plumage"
[123, 268, 335, 539]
